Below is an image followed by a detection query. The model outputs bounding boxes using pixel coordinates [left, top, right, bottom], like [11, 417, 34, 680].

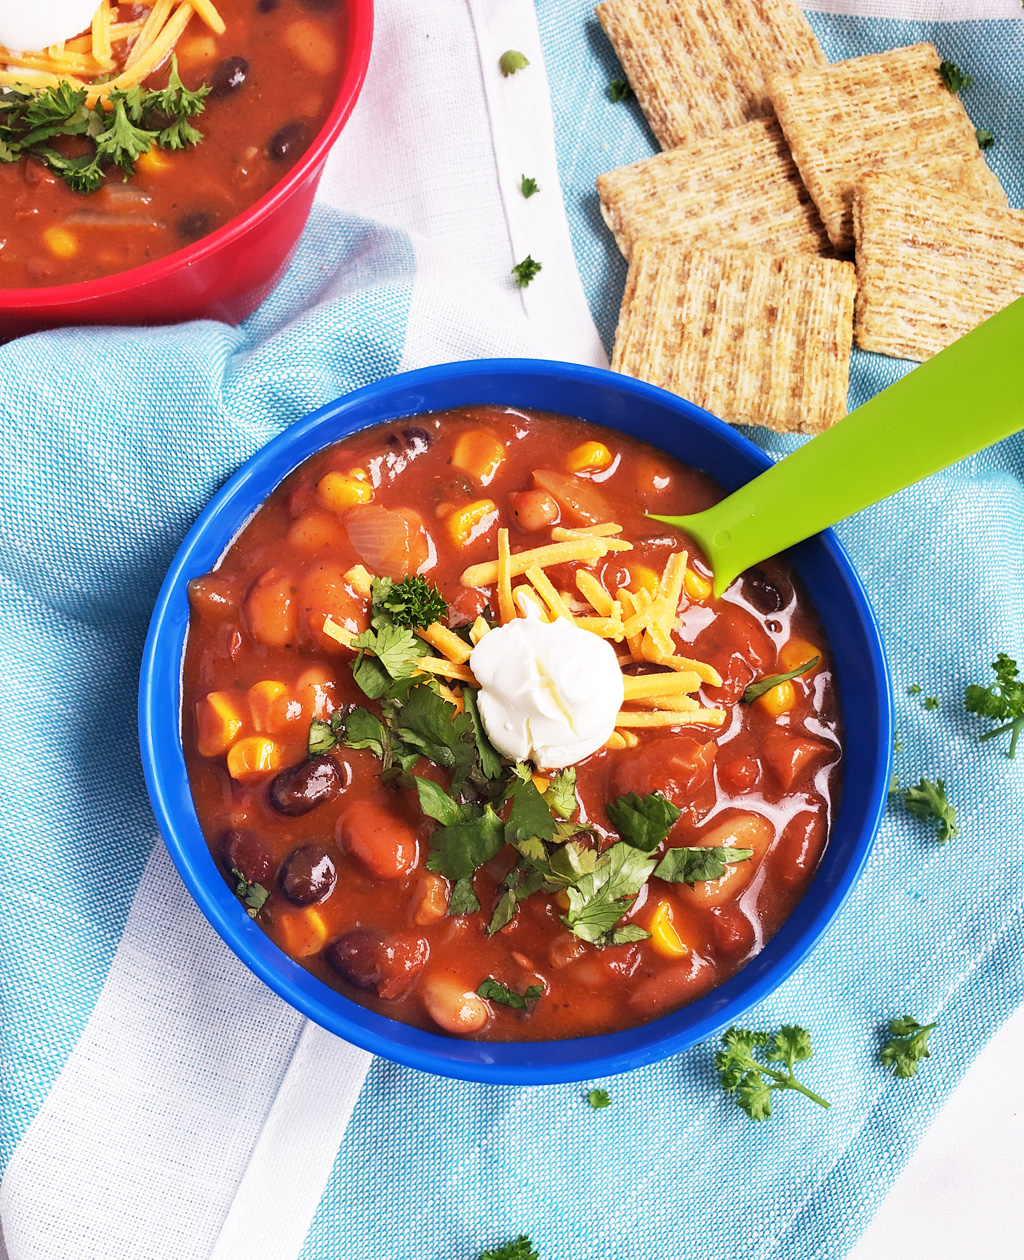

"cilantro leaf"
[965, 652, 1024, 757]
[505, 775, 556, 849]
[448, 877, 482, 917]
[487, 861, 548, 935]
[426, 804, 505, 883]
[339, 706, 387, 757]
[587, 1088, 611, 1109]
[606, 791, 681, 851]
[607, 78, 632, 101]
[714, 1024, 830, 1121]
[499, 50, 530, 76]
[741, 656, 819, 704]
[545, 768, 578, 820]
[393, 682, 478, 790]
[923, 696, 939, 711]
[351, 623, 430, 691]
[907, 683, 922, 695]
[977, 127, 995, 150]
[375, 574, 448, 629]
[412, 774, 464, 826]
[477, 977, 543, 1009]
[463, 687, 503, 780]
[654, 845, 753, 885]
[879, 1014, 938, 1078]
[558, 842, 655, 947]
[520, 174, 539, 198]
[512, 255, 542, 288]
[157, 114, 204, 151]
[903, 777, 959, 842]
[480, 1237, 539, 1260]
[231, 868, 269, 919]
[939, 59, 973, 93]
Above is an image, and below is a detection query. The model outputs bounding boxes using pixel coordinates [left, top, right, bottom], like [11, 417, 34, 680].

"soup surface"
[0, 0, 344, 288]
[182, 408, 843, 1040]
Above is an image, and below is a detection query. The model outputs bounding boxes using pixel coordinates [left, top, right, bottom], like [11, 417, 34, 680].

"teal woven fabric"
[295, 10, 1024, 1260]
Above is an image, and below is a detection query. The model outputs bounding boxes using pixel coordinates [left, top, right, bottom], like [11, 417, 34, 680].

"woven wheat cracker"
[854, 174, 1024, 362]
[767, 42, 1007, 255]
[611, 243, 856, 434]
[597, 118, 831, 261]
[595, 0, 824, 151]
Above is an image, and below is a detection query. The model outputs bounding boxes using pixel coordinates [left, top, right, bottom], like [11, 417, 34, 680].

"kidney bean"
[743, 568, 784, 614]
[708, 905, 756, 959]
[279, 843, 337, 906]
[244, 567, 299, 648]
[775, 810, 828, 889]
[326, 929, 428, 999]
[211, 55, 249, 96]
[221, 828, 273, 884]
[269, 755, 345, 816]
[718, 753, 761, 794]
[627, 952, 714, 1021]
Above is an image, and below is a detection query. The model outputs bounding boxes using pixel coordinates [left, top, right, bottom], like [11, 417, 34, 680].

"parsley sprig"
[715, 1025, 830, 1121]
[903, 777, 959, 842]
[480, 1238, 539, 1260]
[587, 1088, 611, 1109]
[512, 255, 542, 288]
[939, 59, 973, 93]
[879, 1015, 938, 1078]
[477, 977, 543, 1009]
[0, 57, 209, 193]
[965, 652, 1024, 758]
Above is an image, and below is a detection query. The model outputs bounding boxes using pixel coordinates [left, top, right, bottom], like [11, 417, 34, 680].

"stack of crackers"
[596, 0, 1023, 434]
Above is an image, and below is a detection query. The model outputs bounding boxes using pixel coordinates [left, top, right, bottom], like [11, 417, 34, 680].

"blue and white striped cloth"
[1, 3, 1022, 1259]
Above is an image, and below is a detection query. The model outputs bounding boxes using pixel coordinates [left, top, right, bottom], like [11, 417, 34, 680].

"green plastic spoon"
[649, 295, 1024, 596]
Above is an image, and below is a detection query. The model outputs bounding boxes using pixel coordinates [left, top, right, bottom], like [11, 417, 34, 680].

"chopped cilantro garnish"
[607, 78, 632, 102]
[923, 696, 938, 711]
[552, 841, 655, 947]
[654, 845, 753, 885]
[741, 656, 819, 704]
[375, 574, 448, 629]
[462, 687, 503, 781]
[520, 174, 539, 198]
[606, 790, 680, 852]
[965, 652, 1024, 757]
[499, 49, 530, 77]
[903, 777, 959, 842]
[938, 59, 973, 93]
[976, 127, 995, 150]
[907, 683, 922, 695]
[715, 1025, 830, 1121]
[480, 1237, 539, 1260]
[477, 977, 543, 1009]
[504, 772, 556, 849]
[879, 1015, 938, 1078]
[587, 1088, 611, 1109]
[544, 767, 578, 820]
[231, 868, 269, 919]
[512, 255, 542, 288]
[393, 682, 478, 790]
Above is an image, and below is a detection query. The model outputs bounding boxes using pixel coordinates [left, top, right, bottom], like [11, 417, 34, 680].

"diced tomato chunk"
[762, 732, 833, 790]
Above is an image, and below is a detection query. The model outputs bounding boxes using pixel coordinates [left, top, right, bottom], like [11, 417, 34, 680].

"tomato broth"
[182, 408, 843, 1041]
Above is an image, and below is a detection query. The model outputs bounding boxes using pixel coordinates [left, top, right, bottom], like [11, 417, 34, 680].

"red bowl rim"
[0, 0, 374, 313]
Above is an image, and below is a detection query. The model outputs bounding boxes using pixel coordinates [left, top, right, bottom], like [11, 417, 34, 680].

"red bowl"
[0, 0, 373, 340]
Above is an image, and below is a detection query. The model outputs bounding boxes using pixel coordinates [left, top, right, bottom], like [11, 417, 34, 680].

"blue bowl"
[139, 359, 892, 1085]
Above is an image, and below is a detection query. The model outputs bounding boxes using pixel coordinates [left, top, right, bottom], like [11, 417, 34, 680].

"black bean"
[326, 929, 428, 999]
[744, 568, 784, 615]
[221, 828, 273, 884]
[385, 427, 431, 457]
[210, 55, 249, 97]
[299, 0, 336, 10]
[279, 843, 337, 906]
[269, 755, 344, 816]
[268, 121, 307, 163]
[177, 209, 214, 242]
[256, 0, 278, 11]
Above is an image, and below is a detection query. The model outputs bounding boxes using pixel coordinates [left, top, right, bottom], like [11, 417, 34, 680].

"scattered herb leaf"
[375, 574, 448, 629]
[545, 767, 578, 820]
[520, 174, 539, 198]
[606, 790, 681, 852]
[939, 59, 973, 93]
[587, 1088, 611, 1109]
[512, 255, 542, 288]
[394, 683, 478, 790]
[499, 50, 530, 77]
[977, 127, 995, 150]
[448, 877, 482, 917]
[654, 845, 754, 885]
[715, 1024, 829, 1121]
[903, 777, 959, 842]
[907, 683, 922, 695]
[480, 1237, 539, 1260]
[741, 656, 819, 704]
[477, 977, 543, 1009]
[965, 652, 1024, 757]
[231, 868, 270, 919]
[607, 78, 632, 101]
[555, 841, 655, 946]
[462, 687, 504, 780]
[923, 696, 939, 711]
[879, 1015, 938, 1078]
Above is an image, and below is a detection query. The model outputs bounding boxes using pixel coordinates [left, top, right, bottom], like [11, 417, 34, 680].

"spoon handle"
[651, 295, 1024, 596]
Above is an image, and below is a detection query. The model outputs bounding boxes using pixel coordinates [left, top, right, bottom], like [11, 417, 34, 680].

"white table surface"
[848, 1002, 1024, 1259]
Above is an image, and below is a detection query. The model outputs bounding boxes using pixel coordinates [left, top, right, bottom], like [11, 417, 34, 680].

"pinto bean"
[421, 974, 489, 1035]
[326, 929, 428, 999]
[279, 843, 337, 906]
[508, 489, 559, 532]
[678, 813, 774, 908]
[269, 756, 345, 816]
[244, 567, 299, 648]
[337, 799, 418, 881]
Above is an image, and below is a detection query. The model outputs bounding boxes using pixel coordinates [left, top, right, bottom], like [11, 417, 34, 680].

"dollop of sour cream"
[469, 613, 624, 770]
[0, 0, 103, 54]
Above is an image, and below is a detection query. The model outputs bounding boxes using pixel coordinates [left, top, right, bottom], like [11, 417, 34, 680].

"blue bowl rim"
[139, 358, 893, 1085]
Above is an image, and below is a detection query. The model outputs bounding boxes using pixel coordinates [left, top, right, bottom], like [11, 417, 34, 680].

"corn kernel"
[451, 429, 506, 485]
[555, 889, 571, 911]
[779, 637, 821, 675]
[226, 736, 282, 780]
[626, 563, 660, 595]
[248, 680, 296, 733]
[349, 467, 370, 483]
[273, 906, 329, 958]
[448, 498, 497, 547]
[196, 691, 244, 757]
[684, 568, 712, 601]
[650, 901, 689, 958]
[136, 148, 171, 175]
[756, 679, 796, 717]
[317, 470, 373, 511]
[42, 226, 78, 260]
[566, 440, 613, 474]
[531, 774, 550, 794]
